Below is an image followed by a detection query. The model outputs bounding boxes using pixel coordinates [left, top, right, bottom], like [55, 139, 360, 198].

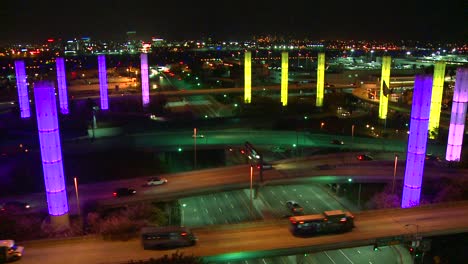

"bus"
[289, 210, 355, 236]
[141, 226, 197, 250]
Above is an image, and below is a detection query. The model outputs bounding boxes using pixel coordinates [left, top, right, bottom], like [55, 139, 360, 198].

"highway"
[19, 201, 468, 264]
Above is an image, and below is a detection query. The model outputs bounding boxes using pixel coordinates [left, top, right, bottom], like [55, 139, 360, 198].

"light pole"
[181, 203, 187, 226]
[193, 128, 197, 169]
[351, 124, 355, 143]
[73, 177, 81, 216]
[250, 165, 254, 218]
[392, 154, 399, 193]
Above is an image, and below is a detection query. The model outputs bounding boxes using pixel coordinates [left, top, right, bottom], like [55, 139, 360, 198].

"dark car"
[113, 188, 136, 197]
[0, 201, 31, 213]
[357, 154, 374, 161]
[425, 154, 441, 162]
[256, 162, 273, 170]
[286, 200, 304, 215]
[331, 139, 344, 145]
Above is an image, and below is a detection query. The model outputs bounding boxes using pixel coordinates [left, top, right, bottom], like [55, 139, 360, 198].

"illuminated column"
[316, 52, 325, 107]
[401, 75, 433, 208]
[98, 54, 109, 110]
[281, 51, 288, 106]
[140, 53, 150, 107]
[33, 81, 69, 227]
[378, 56, 391, 119]
[56, 57, 69, 114]
[244, 51, 252, 103]
[14, 60, 31, 118]
[428, 61, 446, 139]
[446, 68, 468, 161]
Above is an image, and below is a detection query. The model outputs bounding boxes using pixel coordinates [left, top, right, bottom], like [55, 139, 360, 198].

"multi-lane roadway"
[18, 201, 468, 264]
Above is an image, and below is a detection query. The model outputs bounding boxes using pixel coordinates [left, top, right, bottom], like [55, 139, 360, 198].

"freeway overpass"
[20, 201, 468, 264]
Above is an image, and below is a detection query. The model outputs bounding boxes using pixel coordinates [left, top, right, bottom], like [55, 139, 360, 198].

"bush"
[100, 215, 140, 240]
[87, 202, 168, 240]
[127, 251, 204, 264]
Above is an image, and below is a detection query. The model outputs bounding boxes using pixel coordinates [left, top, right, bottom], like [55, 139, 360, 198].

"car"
[145, 177, 168, 186]
[331, 139, 344, 145]
[0, 201, 31, 214]
[113, 188, 136, 197]
[425, 154, 441, 162]
[256, 162, 273, 170]
[286, 200, 304, 215]
[357, 154, 374, 161]
[0, 240, 24, 262]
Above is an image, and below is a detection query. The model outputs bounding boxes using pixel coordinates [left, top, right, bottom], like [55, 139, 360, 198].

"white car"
[145, 177, 168, 186]
[0, 240, 24, 261]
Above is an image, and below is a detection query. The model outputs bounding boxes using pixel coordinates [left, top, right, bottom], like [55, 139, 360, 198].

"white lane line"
[339, 249, 354, 264]
[324, 252, 337, 264]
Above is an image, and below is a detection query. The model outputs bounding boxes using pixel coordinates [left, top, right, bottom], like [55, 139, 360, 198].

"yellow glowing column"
[428, 61, 446, 139]
[378, 56, 391, 119]
[316, 52, 325, 107]
[244, 51, 252, 103]
[281, 51, 288, 106]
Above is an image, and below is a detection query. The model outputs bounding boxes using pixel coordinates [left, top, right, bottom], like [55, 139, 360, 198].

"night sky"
[1, 0, 466, 43]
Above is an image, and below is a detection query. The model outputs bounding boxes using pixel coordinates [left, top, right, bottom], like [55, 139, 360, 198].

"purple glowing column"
[34, 81, 69, 221]
[55, 58, 69, 114]
[401, 75, 433, 208]
[446, 68, 468, 161]
[140, 53, 150, 107]
[98, 54, 109, 110]
[14, 60, 31, 118]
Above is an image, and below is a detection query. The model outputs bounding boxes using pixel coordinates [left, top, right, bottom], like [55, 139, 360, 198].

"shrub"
[127, 251, 204, 264]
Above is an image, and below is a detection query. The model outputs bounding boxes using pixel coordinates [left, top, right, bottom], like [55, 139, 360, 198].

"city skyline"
[2, 0, 467, 44]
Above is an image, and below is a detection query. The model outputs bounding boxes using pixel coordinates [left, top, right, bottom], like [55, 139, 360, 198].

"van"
[141, 226, 197, 250]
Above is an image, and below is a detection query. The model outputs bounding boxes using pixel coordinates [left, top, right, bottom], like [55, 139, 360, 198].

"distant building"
[126, 31, 140, 53]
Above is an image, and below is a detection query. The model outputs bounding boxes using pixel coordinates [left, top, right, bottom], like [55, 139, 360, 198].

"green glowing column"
[316, 52, 325, 107]
[281, 51, 289, 106]
[428, 61, 446, 139]
[244, 51, 252, 103]
[378, 56, 391, 119]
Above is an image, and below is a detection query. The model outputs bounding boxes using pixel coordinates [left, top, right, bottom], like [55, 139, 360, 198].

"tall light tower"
[378, 56, 391, 120]
[244, 51, 252, 103]
[428, 61, 446, 139]
[34, 81, 69, 227]
[281, 51, 289, 106]
[140, 53, 150, 107]
[401, 75, 433, 208]
[446, 68, 468, 161]
[14, 60, 31, 118]
[55, 57, 69, 114]
[98, 54, 109, 110]
[316, 52, 325, 107]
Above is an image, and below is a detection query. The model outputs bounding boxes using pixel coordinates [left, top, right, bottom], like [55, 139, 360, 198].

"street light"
[392, 154, 399, 193]
[250, 165, 254, 218]
[181, 203, 187, 226]
[74, 177, 81, 216]
[193, 128, 197, 169]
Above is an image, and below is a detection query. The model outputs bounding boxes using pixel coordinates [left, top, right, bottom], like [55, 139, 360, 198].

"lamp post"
[73, 177, 81, 216]
[392, 154, 399, 193]
[181, 203, 187, 226]
[193, 128, 197, 169]
[250, 165, 254, 218]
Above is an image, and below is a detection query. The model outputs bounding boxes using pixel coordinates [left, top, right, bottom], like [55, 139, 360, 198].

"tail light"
[113, 192, 117, 197]
[181, 232, 187, 236]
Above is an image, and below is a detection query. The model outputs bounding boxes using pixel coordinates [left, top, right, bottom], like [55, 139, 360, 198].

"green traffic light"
[178, 147, 182, 152]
